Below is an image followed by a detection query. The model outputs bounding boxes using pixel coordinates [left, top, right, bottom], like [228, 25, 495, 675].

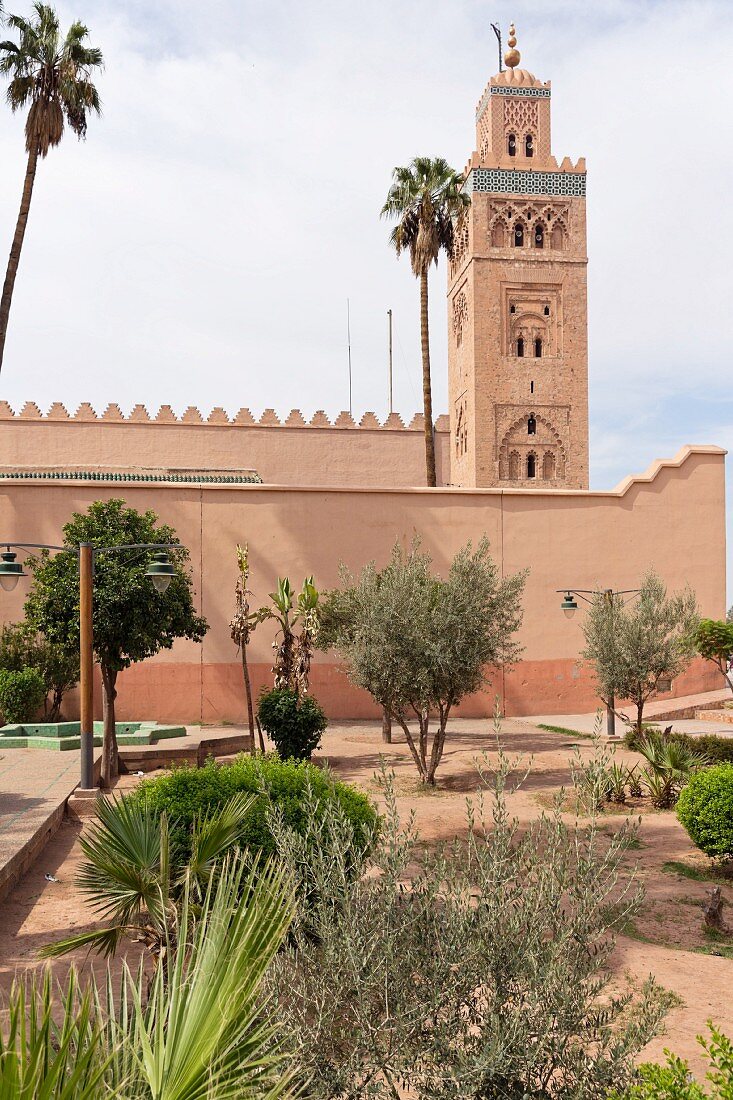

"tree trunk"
[381, 707, 392, 744]
[0, 147, 39, 373]
[100, 664, 119, 787]
[240, 645, 256, 752]
[635, 698, 644, 739]
[419, 268, 436, 487]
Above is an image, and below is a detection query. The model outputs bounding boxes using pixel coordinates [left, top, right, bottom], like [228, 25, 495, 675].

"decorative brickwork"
[467, 167, 586, 197]
[448, 44, 589, 490]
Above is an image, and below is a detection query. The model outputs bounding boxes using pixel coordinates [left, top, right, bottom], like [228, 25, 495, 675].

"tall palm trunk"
[100, 664, 119, 787]
[0, 146, 39, 372]
[419, 268, 436, 487]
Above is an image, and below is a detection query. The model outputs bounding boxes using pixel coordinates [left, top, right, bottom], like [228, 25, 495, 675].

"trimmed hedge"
[0, 667, 45, 724]
[624, 727, 733, 765]
[257, 688, 327, 760]
[677, 764, 733, 862]
[130, 753, 378, 860]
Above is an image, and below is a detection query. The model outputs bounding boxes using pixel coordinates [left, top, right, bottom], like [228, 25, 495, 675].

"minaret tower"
[448, 24, 588, 488]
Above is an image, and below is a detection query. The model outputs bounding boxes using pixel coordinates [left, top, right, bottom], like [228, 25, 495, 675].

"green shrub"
[131, 753, 377, 862]
[0, 667, 46, 724]
[625, 727, 733, 765]
[613, 1023, 733, 1098]
[257, 688, 327, 760]
[677, 764, 733, 862]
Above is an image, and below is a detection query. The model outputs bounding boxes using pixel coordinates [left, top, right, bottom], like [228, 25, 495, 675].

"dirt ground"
[0, 717, 731, 1080]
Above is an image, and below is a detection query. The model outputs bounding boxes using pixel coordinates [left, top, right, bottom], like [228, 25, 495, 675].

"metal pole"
[604, 588, 616, 738]
[79, 542, 95, 789]
[387, 308, 393, 415]
[347, 298, 352, 416]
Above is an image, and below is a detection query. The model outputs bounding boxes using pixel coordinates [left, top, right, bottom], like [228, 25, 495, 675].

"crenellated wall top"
[0, 402, 450, 432]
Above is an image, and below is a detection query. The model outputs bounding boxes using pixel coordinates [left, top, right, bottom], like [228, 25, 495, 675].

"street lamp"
[556, 586, 640, 738]
[0, 539, 181, 790]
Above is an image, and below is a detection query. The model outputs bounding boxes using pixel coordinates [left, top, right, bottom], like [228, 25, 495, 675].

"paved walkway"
[0, 747, 100, 901]
[524, 688, 733, 738]
[0, 725, 250, 902]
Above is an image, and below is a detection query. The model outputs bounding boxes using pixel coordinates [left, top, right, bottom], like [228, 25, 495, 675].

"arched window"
[491, 220, 506, 247]
[534, 337, 542, 358]
[543, 452, 556, 480]
[513, 223, 524, 247]
[527, 415, 536, 435]
[525, 134, 534, 157]
[508, 133, 517, 157]
[544, 304, 550, 316]
[551, 223, 564, 250]
[527, 453, 536, 478]
[534, 223, 544, 248]
[509, 304, 516, 314]
[509, 451, 520, 479]
[517, 337, 525, 358]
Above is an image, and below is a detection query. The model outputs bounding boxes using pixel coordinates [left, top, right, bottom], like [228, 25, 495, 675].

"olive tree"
[694, 618, 733, 695]
[25, 499, 207, 785]
[320, 537, 526, 785]
[581, 571, 698, 737]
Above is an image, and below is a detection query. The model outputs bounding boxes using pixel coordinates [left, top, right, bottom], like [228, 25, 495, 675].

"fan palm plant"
[41, 790, 256, 962]
[0, 3, 103, 372]
[2, 855, 299, 1098]
[637, 731, 707, 808]
[381, 157, 470, 486]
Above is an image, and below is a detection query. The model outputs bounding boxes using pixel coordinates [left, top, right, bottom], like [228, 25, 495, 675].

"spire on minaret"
[504, 22, 520, 69]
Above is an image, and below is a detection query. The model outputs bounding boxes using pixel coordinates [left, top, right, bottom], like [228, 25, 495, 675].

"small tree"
[24, 499, 207, 786]
[0, 620, 78, 719]
[694, 618, 733, 695]
[260, 575, 319, 696]
[581, 572, 698, 737]
[322, 537, 526, 785]
[230, 543, 263, 751]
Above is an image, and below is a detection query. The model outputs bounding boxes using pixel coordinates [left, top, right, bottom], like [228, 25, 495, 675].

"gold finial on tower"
[504, 22, 520, 68]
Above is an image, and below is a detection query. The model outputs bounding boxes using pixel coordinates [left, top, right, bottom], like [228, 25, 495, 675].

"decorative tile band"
[466, 167, 586, 197]
[476, 83, 551, 120]
[0, 470, 263, 484]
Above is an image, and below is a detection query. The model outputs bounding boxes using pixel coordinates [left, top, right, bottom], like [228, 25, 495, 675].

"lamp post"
[557, 586, 640, 738]
[0, 540, 176, 790]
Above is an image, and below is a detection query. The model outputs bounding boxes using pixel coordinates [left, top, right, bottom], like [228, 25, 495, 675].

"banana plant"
[260, 576, 319, 695]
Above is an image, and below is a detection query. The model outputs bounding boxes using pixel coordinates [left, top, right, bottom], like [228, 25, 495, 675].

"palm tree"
[381, 157, 470, 487]
[41, 790, 256, 962]
[0, 3, 102, 373]
[2, 854, 299, 1098]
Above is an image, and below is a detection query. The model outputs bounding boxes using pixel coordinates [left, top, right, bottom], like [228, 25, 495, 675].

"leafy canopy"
[581, 571, 698, 730]
[381, 155, 470, 276]
[24, 498, 207, 675]
[0, 2, 103, 157]
[320, 537, 526, 783]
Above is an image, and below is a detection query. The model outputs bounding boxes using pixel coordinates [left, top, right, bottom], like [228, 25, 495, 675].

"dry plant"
[265, 745, 668, 1098]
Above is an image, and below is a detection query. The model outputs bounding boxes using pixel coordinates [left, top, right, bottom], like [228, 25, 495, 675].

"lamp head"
[145, 551, 175, 595]
[0, 550, 25, 593]
[560, 592, 578, 618]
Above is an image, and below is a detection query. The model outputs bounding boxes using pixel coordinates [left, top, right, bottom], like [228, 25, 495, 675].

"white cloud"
[0, 0, 730, 598]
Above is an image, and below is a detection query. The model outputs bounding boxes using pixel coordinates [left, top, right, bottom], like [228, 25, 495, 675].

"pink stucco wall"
[0, 444, 725, 720]
[0, 403, 451, 488]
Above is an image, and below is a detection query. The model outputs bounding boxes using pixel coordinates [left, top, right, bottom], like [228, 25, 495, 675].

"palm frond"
[39, 923, 129, 961]
[107, 854, 300, 1099]
[186, 791, 257, 892]
[0, 968, 109, 1099]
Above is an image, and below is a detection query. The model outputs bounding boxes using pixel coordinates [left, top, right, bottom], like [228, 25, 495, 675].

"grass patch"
[662, 860, 733, 886]
[536, 723, 593, 740]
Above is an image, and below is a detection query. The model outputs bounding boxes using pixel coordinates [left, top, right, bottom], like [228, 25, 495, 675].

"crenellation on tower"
[448, 23, 589, 489]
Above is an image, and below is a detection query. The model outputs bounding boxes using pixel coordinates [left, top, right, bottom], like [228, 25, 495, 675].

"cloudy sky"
[0, 0, 731, 591]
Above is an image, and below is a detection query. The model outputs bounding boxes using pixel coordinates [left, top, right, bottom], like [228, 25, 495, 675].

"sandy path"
[0, 718, 731, 1080]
